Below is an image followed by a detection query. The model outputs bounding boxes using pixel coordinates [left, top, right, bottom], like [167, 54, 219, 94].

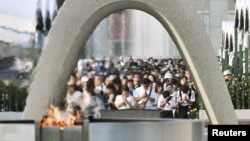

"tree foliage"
[0, 81, 28, 111]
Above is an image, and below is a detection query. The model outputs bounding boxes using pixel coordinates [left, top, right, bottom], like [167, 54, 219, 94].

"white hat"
[88, 71, 96, 76]
[223, 70, 232, 75]
[109, 75, 117, 81]
[164, 72, 172, 79]
[175, 73, 180, 78]
[81, 76, 89, 82]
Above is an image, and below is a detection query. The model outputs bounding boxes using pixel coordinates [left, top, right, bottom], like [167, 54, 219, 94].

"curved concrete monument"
[23, 0, 238, 124]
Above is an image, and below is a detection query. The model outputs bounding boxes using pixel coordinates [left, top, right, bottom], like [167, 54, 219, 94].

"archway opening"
[62, 9, 202, 120]
[82, 9, 181, 61]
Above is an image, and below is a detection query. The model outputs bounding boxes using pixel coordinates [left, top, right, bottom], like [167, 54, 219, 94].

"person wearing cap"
[163, 71, 173, 91]
[223, 69, 232, 81]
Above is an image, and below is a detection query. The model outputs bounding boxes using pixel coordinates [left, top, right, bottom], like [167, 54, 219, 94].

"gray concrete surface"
[22, 0, 238, 124]
[0, 112, 23, 120]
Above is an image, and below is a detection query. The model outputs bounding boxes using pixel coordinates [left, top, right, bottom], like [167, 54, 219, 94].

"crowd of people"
[65, 55, 198, 119]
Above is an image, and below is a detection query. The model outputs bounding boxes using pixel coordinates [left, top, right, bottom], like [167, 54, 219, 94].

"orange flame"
[40, 105, 82, 130]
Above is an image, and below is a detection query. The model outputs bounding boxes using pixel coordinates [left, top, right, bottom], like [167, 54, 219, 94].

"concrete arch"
[23, 0, 238, 124]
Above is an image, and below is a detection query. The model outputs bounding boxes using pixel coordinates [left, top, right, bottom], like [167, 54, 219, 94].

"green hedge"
[227, 77, 250, 109]
[197, 77, 250, 110]
[0, 81, 28, 111]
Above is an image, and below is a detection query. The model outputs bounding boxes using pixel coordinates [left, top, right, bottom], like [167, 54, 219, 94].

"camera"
[163, 90, 170, 98]
[166, 96, 172, 101]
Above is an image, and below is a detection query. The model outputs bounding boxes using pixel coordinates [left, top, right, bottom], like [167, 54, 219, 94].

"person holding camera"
[158, 90, 175, 118]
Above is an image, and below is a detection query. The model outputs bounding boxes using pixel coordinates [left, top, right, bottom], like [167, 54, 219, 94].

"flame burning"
[40, 105, 82, 130]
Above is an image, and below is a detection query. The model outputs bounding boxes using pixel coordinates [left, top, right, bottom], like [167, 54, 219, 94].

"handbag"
[136, 102, 146, 110]
[136, 87, 152, 110]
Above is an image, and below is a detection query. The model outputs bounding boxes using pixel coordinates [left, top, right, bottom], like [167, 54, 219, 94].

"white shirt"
[82, 93, 103, 119]
[66, 90, 82, 106]
[77, 59, 84, 73]
[66, 90, 82, 113]
[133, 86, 157, 109]
[157, 94, 175, 111]
[115, 94, 136, 110]
[175, 89, 195, 107]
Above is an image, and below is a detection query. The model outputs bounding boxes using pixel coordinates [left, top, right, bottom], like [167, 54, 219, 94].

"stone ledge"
[100, 109, 161, 119]
[2, 110, 249, 125]
[0, 112, 23, 120]
[199, 109, 250, 125]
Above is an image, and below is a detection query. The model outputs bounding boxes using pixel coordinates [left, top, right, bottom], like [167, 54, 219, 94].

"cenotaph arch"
[23, 0, 238, 124]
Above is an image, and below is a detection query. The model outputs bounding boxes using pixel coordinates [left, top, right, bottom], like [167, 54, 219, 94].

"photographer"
[158, 90, 175, 118]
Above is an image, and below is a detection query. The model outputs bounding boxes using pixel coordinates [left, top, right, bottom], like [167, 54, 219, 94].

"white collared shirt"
[157, 94, 175, 110]
[133, 86, 157, 109]
[115, 94, 136, 110]
[174, 89, 195, 107]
